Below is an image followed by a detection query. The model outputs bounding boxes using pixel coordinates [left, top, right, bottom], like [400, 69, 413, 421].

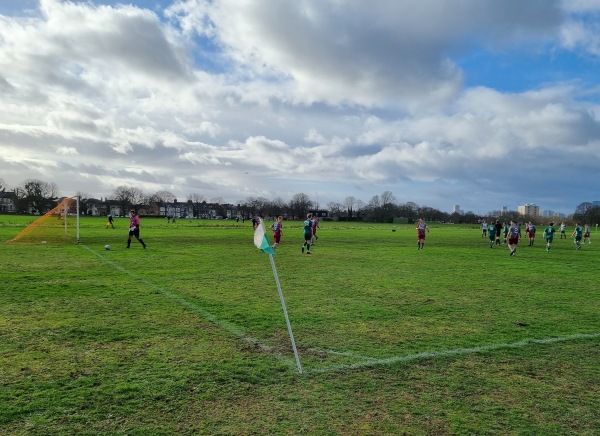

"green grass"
[1, 216, 599, 434]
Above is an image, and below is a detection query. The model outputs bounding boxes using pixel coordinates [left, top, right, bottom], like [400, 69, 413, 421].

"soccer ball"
[105, 245, 111, 250]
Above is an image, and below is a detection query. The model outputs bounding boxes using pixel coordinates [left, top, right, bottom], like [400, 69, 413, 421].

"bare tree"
[188, 193, 205, 204]
[355, 199, 365, 218]
[112, 186, 145, 215]
[573, 203, 600, 226]
[327, 201, 343, 217]
[187, 193, 206, 218]
[289, 193, 313, 219]
[380, 191, 396, 206]
[365, 194, 384, 222]
[368, 195, 381, 209]
[575, 202, 593, 216]
[268, 196, 287, 218]
[154, 190, 177, 203]
[243, 196, 270, 216]
[147, 190, 177, 216]
[76, 191, 93, 215]
[17, 179, 60, 213]
[397, 201, 419, 222]
[344, 196, 356, 218]
[130, 188, 145, 210]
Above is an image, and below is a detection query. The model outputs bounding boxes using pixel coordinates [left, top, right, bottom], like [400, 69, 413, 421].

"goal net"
[7, 196, 80, 245]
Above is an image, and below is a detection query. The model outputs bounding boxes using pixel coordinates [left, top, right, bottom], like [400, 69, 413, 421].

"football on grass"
[105, 245, 111, 250]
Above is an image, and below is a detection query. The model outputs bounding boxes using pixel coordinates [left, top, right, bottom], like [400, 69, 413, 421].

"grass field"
[1, 215, 599, 434]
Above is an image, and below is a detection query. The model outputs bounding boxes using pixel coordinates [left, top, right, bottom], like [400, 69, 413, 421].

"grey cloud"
[193, 0, 564, 107]
[0, 0, 598, 214]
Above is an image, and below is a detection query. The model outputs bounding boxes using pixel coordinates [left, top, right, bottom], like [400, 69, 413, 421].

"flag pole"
[268, 253, 303, 374]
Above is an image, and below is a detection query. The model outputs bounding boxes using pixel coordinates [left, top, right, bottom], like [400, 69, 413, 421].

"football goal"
[7, 196, 80, 245]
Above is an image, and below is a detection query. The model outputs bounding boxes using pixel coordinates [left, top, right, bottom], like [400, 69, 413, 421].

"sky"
[1, 0, 599, 215]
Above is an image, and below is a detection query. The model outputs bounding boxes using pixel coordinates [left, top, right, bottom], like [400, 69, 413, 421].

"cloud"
[0, 0, 598, 214]
[167, 0, 564, 110]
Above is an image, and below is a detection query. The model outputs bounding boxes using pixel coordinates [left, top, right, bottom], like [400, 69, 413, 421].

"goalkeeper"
[127, 210, 147, 249]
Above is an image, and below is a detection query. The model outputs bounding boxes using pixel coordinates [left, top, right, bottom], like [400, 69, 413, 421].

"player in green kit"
[572, 223, 583, 250]
[302, 213, 313, 254]
[488, 223, 496, 248]
[543, 222, 556, 252]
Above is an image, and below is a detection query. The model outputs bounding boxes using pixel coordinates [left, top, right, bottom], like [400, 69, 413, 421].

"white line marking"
[81, 245, 297, 370]
[309, 332, 600, 374]
[82, 246, 600, 376]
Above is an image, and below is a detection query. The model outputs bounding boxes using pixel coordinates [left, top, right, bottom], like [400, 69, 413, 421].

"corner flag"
[254, 218, 276, 254]
[252, 217, 302, 373]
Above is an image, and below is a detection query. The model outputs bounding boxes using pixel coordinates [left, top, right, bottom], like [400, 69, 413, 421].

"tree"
[147, 190, 177, 216]
[344, 196, 356, 218]
[355, 199, 365, 218]
[364, 195, 382, 222]
[0, 177, 6, 192]
[76, 191, 92, 215]
[573, 203, 600, 226]
[187, 193, 206, 218]
[327, 201, 343, 218]
[288, 193, 313, 219]
[419, 206, 447, 223]
[17, 179, 60, 213]
[112, 186, 145, 215]
[398, 202, 419, 222]
[154, 190, 177, 203]
[247, 196, 269, 216]
[268, 197, 287, 218]
[380, 191, 396, 206]
[574, 202, 593, 216]
[380, 191, 397, 223]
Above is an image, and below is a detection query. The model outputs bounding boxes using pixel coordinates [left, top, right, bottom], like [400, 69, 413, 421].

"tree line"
[1, 178, 597, 225]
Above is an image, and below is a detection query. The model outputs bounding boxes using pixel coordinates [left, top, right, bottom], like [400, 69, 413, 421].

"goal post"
[7, 196, 80, 245]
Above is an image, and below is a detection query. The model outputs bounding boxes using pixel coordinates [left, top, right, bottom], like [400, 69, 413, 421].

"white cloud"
[0, 0, 598, 214]
[56, 145, 79, 155]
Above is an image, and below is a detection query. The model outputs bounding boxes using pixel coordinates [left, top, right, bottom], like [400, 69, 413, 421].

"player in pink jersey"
[127, 210, 147, 249]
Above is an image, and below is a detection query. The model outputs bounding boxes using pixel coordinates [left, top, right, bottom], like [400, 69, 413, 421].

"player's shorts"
[584, 232, 590, 238]
[508, 236, 519, 245]
[304, 232, 312, 242]
[575, 236, 582, 241]
[417, 231, 425, 240]
[129, 227, 140, 237]
[545, 237, 553, 243]
[528, 231, 535, 238]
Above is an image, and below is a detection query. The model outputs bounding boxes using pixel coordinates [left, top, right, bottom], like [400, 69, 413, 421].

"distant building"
[518, 203, 540, 217]
[502, 206, 508, 212]
[542, 210, 562, 218]
[309, 210, 331, 220]
[453, 204, 461, 214]
[0, 190, 16, 213]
